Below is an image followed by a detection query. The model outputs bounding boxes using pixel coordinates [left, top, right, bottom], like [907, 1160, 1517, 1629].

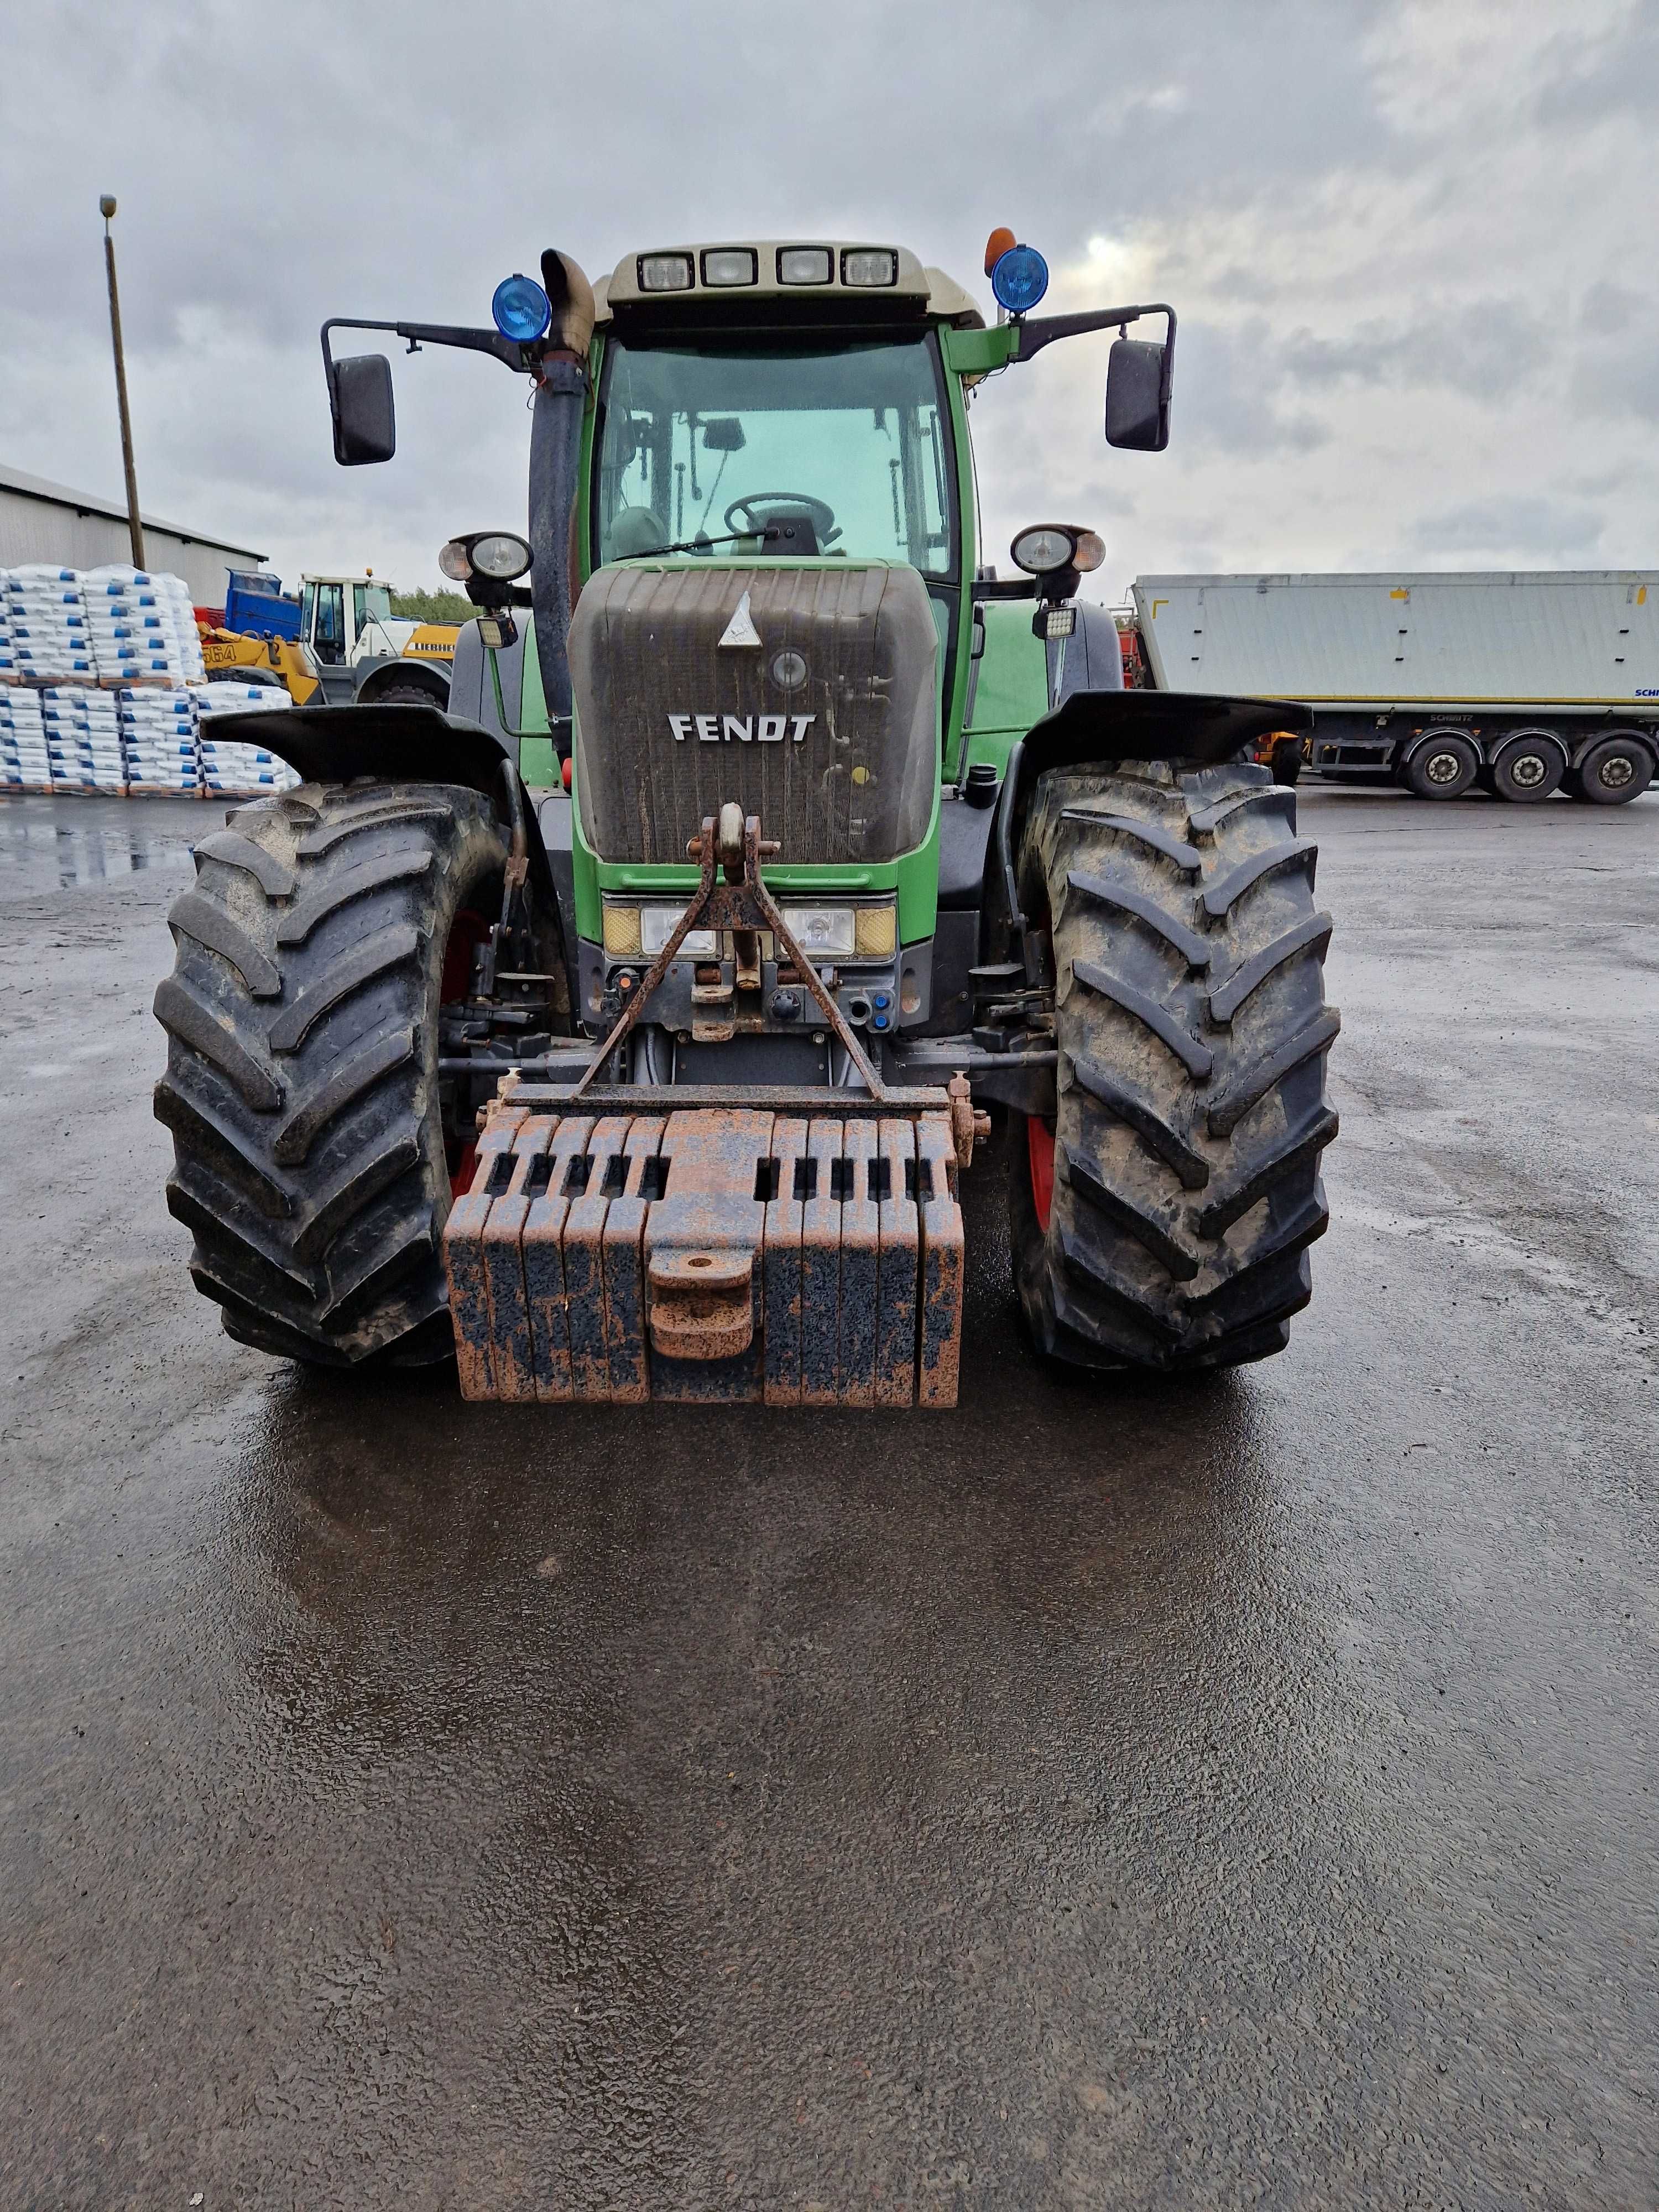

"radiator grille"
[568, 563, 938, 864]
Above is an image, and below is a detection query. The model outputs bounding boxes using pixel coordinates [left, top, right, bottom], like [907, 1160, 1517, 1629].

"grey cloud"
[1175, 320, 1331, 456]
[1535, 7, 1659, 124]
[1285, 300, 1552, 401]
[1408, 494, 1604, 560]
[1571, 283, 1659, 424]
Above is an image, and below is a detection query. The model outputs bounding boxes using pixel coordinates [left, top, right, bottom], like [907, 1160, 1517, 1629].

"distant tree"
[389, 587, 474, 625]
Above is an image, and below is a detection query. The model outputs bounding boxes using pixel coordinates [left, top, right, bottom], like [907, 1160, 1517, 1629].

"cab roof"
[596, 242, 984, 331]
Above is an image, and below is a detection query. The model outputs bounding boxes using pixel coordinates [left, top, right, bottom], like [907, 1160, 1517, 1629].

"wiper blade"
[624, 525, 782, 560]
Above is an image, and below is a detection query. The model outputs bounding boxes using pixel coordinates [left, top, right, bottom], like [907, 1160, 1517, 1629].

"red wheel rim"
[1027, 1114, 1055, 1234]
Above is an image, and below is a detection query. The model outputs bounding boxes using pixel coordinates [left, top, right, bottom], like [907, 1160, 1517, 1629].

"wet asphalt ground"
[1, 785, 1656, 2210]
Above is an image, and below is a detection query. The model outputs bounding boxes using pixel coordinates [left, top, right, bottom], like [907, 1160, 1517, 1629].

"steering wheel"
[724, 492, 841, 545]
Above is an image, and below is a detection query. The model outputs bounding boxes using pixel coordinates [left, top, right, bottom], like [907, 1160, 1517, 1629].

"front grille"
[568, 563, 938, 863]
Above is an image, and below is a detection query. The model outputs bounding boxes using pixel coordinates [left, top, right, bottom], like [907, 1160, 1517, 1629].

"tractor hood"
[567, 560, 938, 866]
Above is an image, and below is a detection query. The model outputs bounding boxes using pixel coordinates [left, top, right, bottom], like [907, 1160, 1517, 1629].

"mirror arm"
[1014, 302, 1176, 363]
[320, 316, 538, 378]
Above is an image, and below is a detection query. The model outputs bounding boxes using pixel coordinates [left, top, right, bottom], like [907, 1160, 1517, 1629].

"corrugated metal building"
[0, 462, 266, 604]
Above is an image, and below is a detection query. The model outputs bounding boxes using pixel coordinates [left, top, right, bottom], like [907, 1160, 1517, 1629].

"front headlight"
[781, 905, 857, 957]
[639, 904, 718, 957]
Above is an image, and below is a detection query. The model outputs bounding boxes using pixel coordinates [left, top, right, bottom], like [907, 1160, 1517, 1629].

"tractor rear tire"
[1009, 760, 1338, 1373]
[153, 781, 509, 1366]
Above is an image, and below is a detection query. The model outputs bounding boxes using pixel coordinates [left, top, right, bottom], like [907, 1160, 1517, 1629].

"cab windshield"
[593, 333, 956, 576]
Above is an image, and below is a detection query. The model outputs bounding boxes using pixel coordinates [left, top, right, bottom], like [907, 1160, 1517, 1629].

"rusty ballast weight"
[443, 1097, 966, 1407]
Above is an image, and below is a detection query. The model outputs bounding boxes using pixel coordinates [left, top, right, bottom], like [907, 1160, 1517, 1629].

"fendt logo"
[668, 713, 816, 743]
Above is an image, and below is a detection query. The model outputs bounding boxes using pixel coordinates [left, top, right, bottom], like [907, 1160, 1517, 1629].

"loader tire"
[1009, 759, 1338, 1373]
[371, 679, 447, 707]
[153, 781, 509, 1366]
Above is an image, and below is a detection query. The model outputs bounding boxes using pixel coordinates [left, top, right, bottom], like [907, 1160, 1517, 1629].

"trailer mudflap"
[443, 1095, 965, 1407]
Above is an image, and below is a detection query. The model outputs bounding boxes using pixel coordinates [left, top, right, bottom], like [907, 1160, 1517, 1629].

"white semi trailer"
[1128, 572, 1659, 804]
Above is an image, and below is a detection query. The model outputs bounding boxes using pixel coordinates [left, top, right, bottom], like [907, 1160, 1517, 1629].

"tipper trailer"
[1128, 572, 1659, 804]
[152, 233, 1338, 1404]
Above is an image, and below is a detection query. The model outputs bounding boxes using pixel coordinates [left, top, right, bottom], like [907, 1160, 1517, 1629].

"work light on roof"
[990, 242, 1048, 316]
[842, 248, 899, 288]
[778, 246, 833, 285]
[638, 252, 694, 293]
[490, 273, 551, 343]
[701, 248, 758, 287]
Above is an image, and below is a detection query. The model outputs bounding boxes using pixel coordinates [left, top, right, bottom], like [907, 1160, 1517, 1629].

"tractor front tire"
[153, 781, 509, 1366]
[1009, 760, 1339, 1374]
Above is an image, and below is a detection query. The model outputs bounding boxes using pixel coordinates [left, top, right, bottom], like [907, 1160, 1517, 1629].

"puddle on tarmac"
[0, 794, 203, 900]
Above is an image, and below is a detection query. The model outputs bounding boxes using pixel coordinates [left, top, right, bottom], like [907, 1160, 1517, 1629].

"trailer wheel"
[1270, 738, 1303, 787]
[1404, 731, 1479, 799]
[153, 781, 510, 1366]
[1008, 761, 1338, 1374]
[1491, 732, 1567, 804]
[1568, 734, 1655, 806]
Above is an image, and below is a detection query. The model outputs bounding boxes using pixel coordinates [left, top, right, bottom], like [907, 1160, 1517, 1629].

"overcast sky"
[3, 0, 1655, 602]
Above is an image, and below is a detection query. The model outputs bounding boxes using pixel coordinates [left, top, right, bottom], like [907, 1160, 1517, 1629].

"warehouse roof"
[0, 461, 266, 561]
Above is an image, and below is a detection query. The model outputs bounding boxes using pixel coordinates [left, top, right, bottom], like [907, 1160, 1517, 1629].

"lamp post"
[99, 194, 146, 570]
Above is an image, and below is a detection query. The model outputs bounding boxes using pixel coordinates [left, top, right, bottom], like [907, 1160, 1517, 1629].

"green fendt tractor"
[153, 231, 1338, 1406]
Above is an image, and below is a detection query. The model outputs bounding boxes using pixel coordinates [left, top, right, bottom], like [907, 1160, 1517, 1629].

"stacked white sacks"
[0, 566, 98, 685]
[120, 685, 201, 795]
[83, 565, 207, 688]
[0, 686, 51, 790]
[41, 685, 126, 792]
[196, 680, 300, 795]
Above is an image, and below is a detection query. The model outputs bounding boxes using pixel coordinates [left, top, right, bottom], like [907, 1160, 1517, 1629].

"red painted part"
[560, 755, 572, 791]
[1118, 623, 1150, 689]
[1027, 1114, 1056, 1234]
[441, 907, 490, 1005]
[450, 1140, 478, 1201]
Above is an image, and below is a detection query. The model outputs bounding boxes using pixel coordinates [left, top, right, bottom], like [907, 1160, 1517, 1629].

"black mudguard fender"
[981, 691, 1314, 973]
[206, 701, 562, 924]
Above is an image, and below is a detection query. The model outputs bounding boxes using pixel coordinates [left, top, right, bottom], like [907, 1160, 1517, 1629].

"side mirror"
[1105, 335, 1172, 452]
[328, 353, 397, 465]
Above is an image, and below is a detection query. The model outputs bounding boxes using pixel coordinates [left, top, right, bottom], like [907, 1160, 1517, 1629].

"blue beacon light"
[492, 273, 552, 343]
[989, 244, 1049, 317]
